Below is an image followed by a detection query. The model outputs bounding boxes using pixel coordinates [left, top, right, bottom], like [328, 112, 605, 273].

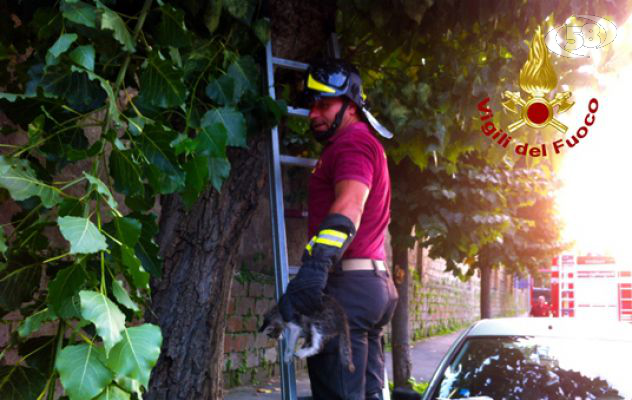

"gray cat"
[259, 295, 355, 373]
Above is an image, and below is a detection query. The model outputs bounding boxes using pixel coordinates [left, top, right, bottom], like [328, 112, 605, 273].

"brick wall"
[222, 273, 309, 387]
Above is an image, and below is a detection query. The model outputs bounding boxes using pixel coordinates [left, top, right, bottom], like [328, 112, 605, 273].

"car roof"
[466, 317, 632, 341]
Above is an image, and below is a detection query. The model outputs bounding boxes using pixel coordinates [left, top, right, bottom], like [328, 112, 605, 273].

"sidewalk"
[224, 330, 463, 399]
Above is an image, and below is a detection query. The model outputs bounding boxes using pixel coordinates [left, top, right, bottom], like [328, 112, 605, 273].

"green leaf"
[223, 0, 255, 24]
[56, 344, 114, 400]
[204, 0, 223, 33]
[253, 18, 270, 44]
[113, 217, 142, 248]
[128, 117, 145, 137]
[196, 121, 228, 157]
[84, 172, 118, 210]
[208, 156, 231, 191]
[79, 290, 126, 355]
[106, 324, 162, 388]
[0, 263, 40, 313]
[58, 216, 108, 254]
[182, 155, 209, 207]
[46, 33, 78, 65]
[155, 5, 191, 48]
[96, 385, 131, 400]
[227, 56, 258, 98]
[0, 228, 6, 255]
[170, 134, 198, 156]
[32, 7, 63, 40]
[134, 238, 161, 279]
[18, 336, 55, 372]
[262, 96, 287, 123]
[139, 125, 185, 194]
[59, 294, 83, 320]
[109, 149, 144, 198]
[0, 365, 48, 400]
[0, 156, 62, 207]
[0, 92, 30, 102]
[138, 54, 187, 108]
[40, 66, 107, 113]
[48, 263, 87, 318]
[70, 45, 96, 71]
[201, 107, 246, 148]
[62, 0, 97, 28]
[73, 67, 121, 124]
[27, 114, 45, 145]
[112, 279, 139, 312]
[98, 3, 135, 52]
[205, 74, 236, 105]
[18, 308, 57, 338]
[122, 245, 149, 289]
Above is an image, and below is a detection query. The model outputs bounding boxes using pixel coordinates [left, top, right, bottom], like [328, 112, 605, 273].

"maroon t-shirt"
[308, 121, 391, 260]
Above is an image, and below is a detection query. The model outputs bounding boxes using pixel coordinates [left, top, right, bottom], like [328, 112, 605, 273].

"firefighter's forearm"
[330, 179, 369, 229]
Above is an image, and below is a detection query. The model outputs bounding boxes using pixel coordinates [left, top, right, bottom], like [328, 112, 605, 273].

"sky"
[554, 14, 632, 263]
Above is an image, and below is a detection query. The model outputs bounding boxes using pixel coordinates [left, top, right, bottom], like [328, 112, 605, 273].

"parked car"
[394, 317, 632, 400]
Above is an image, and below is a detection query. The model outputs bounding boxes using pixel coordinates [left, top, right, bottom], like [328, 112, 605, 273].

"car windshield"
[430, 336, 632, 400]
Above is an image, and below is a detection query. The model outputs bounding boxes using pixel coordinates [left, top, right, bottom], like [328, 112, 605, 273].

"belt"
[340, 259, 387, 271]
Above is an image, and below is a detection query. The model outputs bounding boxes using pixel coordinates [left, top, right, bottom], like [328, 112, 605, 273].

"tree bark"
[144, 2, 336, 399]
[480, 263, 492, 319]
[145, 134, 268, 400]
[391, 240, 412, 389]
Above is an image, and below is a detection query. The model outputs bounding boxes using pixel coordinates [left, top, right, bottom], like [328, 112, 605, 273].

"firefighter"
[278, 59, 399, 400]
[529, 295, 551, 317]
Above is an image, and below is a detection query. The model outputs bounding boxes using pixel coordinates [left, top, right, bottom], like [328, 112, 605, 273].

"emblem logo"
[476, 25, 600, 158]
[502, 27, 574, 134]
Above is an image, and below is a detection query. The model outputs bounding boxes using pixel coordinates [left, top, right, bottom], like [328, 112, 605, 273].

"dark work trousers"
[307, 261, 399, 400]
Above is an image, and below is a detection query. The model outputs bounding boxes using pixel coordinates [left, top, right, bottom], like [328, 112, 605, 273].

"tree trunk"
[145, 134, 268, 400]
[144, 2, 336, 399]
[391, 240, 412, 389]
[480, 263, 492, 319]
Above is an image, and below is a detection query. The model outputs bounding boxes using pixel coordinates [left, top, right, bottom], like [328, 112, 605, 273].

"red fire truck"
[530, 254, 632, 322]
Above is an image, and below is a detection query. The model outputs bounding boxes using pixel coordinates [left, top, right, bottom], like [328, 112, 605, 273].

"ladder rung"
[272, 57, 309, 71]
[288, 107, 309, 117]
[280, 155, 317, 168]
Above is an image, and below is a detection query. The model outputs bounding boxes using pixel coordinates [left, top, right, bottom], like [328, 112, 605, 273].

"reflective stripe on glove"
[279, 214, 356, 321]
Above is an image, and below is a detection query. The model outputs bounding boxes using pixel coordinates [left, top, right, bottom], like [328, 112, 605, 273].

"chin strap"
[313, 98, 350, 143]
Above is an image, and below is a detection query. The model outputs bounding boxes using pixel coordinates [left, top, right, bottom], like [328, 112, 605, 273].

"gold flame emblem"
[502, 27, 574, 133]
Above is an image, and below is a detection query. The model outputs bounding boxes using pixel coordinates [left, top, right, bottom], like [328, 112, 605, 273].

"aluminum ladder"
[265, 35, 391, 400]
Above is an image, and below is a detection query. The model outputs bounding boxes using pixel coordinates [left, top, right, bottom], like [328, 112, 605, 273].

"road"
[225, 330, 463, 399]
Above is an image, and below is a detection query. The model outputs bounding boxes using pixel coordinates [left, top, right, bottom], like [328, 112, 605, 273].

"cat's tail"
[338, 312, 355, 373]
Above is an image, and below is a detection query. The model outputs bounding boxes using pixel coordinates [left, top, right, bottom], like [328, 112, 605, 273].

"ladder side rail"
[272, 56, 309, 71]
[265, 40, 298, 400]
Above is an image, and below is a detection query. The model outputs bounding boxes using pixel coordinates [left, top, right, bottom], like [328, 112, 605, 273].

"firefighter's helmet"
[303, 59, 393, 139]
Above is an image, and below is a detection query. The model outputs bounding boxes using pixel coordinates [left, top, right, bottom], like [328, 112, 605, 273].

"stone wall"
[407, 246, 481, 341]
[222, 273, 309, 387]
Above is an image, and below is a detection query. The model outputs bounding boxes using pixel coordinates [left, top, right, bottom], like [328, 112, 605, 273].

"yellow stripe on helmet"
[307, 74, 336, 94]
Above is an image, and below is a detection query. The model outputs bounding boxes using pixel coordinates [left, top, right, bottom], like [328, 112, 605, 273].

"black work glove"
[279, 214, 356, 322]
